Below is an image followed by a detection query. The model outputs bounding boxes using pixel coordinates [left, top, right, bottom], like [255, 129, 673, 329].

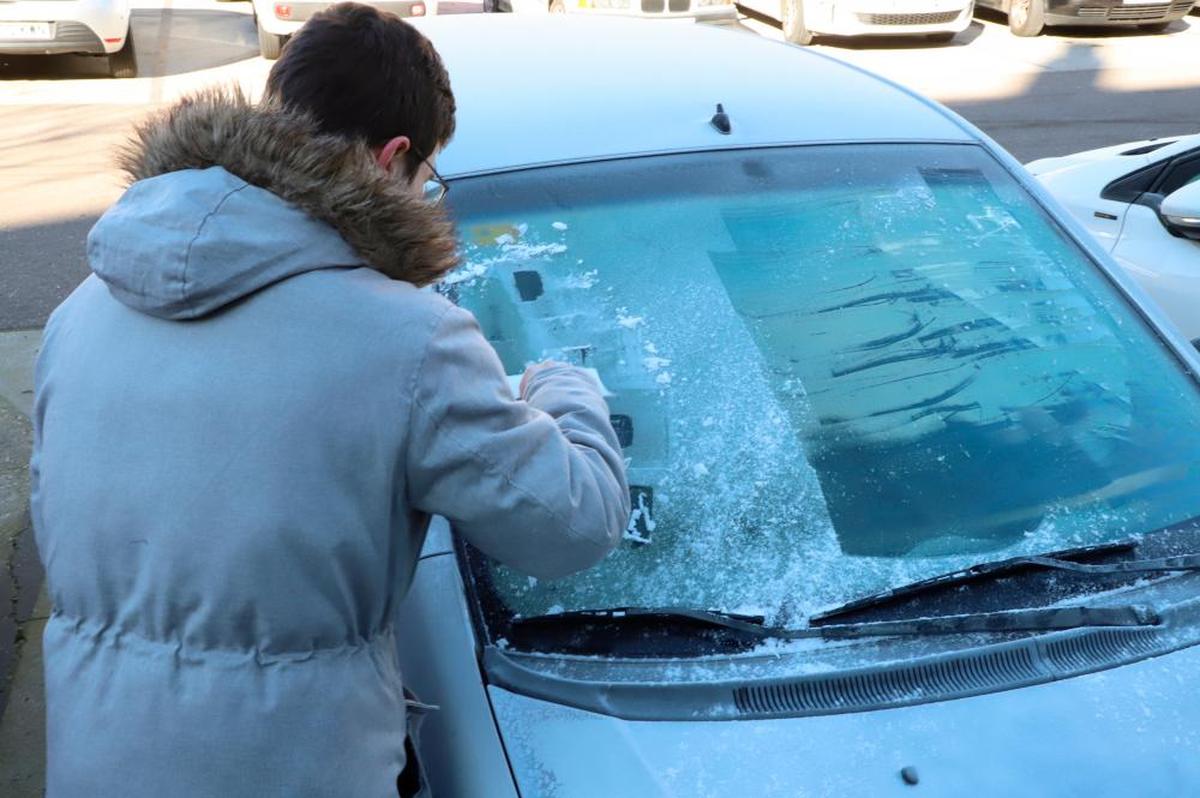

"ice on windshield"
[443, 145, 1200, 627]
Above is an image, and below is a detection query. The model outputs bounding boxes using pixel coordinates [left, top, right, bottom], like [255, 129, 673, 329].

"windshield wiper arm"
[812, 538, 1200, 626]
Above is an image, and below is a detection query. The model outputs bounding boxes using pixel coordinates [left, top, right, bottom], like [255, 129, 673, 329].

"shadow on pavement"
[0, 216, 93, 332]
[945, 41, 1200, 161]
[0, 7, 258, 81]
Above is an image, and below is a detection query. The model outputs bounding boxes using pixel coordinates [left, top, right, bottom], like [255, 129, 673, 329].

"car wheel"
[1007, 0, 1045, 35]
[107, 29, 137, 79]
[781, 0, 815, 45]
[1138, 21, 1170, 31]
[926, 31, 957, 42]
[257, 18, 286, 59]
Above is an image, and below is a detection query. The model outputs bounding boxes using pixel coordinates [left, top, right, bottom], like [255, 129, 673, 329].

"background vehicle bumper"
[815, 0, 973, 35]
[0, 0, 128, 53]
[0, 20, 105, 54]
[258, 0, 434, 35]
[1044, 0, 1193, 24]
[566, 0, 737, 19]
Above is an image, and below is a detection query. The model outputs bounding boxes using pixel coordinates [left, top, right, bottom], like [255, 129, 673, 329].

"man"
[29, 4, 629, 795]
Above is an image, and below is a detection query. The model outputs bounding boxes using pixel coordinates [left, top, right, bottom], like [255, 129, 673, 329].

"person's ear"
[376, 136, 411, 172]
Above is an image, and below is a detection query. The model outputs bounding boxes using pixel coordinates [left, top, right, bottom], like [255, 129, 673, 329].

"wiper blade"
[810, 539, 1200, 626]
[809, 604, 1160, 639]
[512, 606, 768, 635]
[505, 603, 1160, 653]
[507, 606, 771, 656]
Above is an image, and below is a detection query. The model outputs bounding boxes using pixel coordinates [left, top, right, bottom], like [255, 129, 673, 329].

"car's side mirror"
[1159, 181, 1200, 242]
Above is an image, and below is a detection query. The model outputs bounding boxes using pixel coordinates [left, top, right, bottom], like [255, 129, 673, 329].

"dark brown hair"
[265, 2, 456, 178]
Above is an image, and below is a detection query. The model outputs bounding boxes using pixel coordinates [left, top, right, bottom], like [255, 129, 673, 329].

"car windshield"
[441, 143, 1200, 630]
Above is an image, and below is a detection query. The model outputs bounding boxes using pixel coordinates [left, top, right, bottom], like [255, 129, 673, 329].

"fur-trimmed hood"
[87, 87, 459, 320]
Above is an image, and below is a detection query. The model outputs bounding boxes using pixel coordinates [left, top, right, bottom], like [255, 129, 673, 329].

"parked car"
[735, 0, 972, 45]
[251, 0, 435, 59]
[0, 0, 135, 77]
[1028, 134, 1200, 342]
[975, 0, 1194, 37]
[397, 14, 1200, 797]
[499, 0, 735, 20]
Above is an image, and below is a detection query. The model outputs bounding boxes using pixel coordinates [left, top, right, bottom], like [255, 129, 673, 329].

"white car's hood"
[489, 643, 1200, 797]
[1025, 135, 1195, 178]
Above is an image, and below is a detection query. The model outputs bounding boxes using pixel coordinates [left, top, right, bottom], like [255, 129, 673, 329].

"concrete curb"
[0, 330, 41, 724]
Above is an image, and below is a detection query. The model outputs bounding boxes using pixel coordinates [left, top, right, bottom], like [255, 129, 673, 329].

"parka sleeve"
[406, 304, 631, 581]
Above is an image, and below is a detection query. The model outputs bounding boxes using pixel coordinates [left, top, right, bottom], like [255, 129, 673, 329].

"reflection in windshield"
[443, 144, 1200, 627]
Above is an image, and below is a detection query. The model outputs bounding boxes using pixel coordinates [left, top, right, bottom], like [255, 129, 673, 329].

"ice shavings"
[552, 221, 569, 231]
[616, 309, 645, 329]
[443, 230, 570, 287]
[562, 269, 598, 289]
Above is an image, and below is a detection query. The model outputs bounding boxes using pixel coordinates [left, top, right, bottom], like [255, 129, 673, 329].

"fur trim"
[117, 86, 460, 287]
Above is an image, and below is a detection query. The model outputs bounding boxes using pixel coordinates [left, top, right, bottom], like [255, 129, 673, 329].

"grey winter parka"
[30, 90, 630, 797]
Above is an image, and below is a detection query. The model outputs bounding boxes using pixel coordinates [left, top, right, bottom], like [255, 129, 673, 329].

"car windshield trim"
[440, 139, 983, 181]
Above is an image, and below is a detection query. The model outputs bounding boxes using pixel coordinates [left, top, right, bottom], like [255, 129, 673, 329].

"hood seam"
[181, 181, 252, 316]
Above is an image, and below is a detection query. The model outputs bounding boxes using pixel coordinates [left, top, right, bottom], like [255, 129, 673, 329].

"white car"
[1028, 134, 1200, 343]
[397, 14, 1200, 797]
[0, 0, 135, 77]
[736, 0, 973, 45]
[252, 0, 436, 59]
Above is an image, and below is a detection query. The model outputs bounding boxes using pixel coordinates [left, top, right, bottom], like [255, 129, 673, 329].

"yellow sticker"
[467, 224, 522, 246]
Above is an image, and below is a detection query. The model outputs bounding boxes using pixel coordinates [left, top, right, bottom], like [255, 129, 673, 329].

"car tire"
[107, 30, 137, 79]
[1137, 21, 1170, 31]
[781, 0, 815, 45]
[257, 18, 286, 59]
[1007, 0, 1045, 35]
[926, 31, 957, 42]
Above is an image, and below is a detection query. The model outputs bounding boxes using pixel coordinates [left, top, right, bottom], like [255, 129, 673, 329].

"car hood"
[1025, 136, 1184, 178]
[489, 643, 1200, 797]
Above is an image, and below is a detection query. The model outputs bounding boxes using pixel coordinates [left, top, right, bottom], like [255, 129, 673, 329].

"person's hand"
[519, 360, 571, 398]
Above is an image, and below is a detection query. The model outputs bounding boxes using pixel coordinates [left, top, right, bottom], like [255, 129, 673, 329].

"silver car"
[398, 14, 1200, 796]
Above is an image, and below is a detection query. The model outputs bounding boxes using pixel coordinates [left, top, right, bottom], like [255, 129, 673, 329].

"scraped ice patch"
[495, 233, 515, 245]
[552, 221, 569, 231]
[655, 371, 673, 386]
[643, 356, 671, 371]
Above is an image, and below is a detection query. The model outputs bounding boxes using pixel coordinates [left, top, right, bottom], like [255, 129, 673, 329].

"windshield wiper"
[507, 607, 772, 656]
[504, 603, 1161, 655]
[811, 538, 1200, 626]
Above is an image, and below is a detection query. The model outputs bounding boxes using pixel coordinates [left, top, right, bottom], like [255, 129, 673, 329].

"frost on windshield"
[446, 149, 1200, 628]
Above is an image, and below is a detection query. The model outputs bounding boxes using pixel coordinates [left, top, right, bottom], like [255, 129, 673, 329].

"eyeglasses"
[413, 146, 449, 205]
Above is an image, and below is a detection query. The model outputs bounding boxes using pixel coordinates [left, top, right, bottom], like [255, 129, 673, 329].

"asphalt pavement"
[1, 4, 1199, 794]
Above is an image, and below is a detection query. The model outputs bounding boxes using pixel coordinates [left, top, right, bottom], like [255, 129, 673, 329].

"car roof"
[414, 15, 976, 178]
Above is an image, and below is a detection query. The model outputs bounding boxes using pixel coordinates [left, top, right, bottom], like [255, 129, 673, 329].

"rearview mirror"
[1160, 181, 1200, 241]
